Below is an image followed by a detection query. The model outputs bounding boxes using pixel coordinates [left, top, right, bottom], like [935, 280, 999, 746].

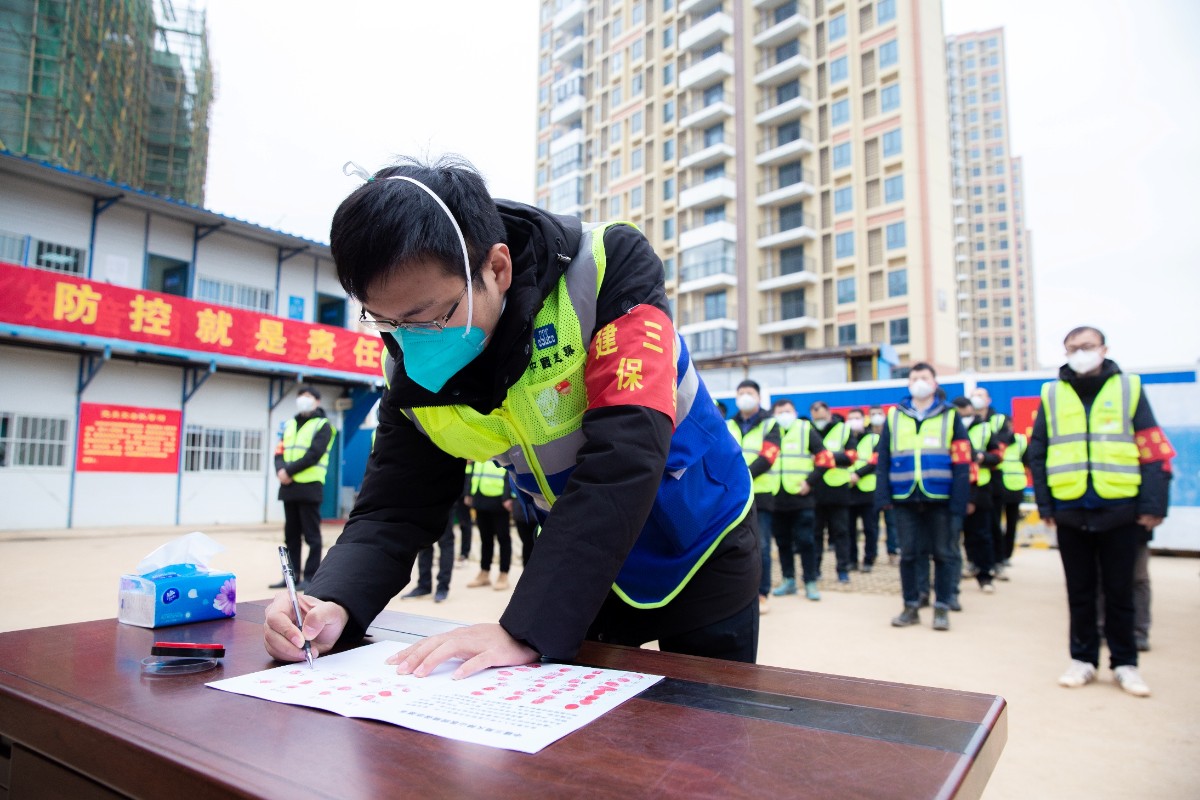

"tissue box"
[118, 564, 237, 629]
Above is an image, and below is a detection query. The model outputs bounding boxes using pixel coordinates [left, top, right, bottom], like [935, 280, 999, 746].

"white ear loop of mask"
[339, 161, 475, 338]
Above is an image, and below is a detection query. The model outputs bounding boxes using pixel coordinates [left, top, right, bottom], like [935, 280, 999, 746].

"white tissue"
[135, 531, 226, 575]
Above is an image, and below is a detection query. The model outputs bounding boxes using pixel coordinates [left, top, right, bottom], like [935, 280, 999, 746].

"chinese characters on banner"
[0, 261, 383, 378]
[77, 403, 182, 473]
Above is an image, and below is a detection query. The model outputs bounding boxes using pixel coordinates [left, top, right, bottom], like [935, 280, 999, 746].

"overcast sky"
[202, 0, 1199, 370]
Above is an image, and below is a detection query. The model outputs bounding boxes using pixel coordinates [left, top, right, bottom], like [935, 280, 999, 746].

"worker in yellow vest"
[1029, 326, 1173, 697]
[970, 386, 1015, 579]
[809, 401, 858, 584]
[271, 385, 336, 589]
[465, 459, 515, 591]
[951, 396, 1004, 595]
[996, 430, 1030, 572]
[765, 398, 832, 601]
[844, 408, 881, 573]
[726, 380, 783, 615]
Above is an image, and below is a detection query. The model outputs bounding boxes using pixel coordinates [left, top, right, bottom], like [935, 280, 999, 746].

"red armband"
[868, 452, 879, 466]
[761, 441, 781, 464]
[844, 450, 858, 463]
[951, 439, 973, 465]
[993, 442, 1007, 459]
[814, 450, 835, 468]
[585, 305, 678, 425]
[969, 463, 979, 484]
[1135, 427, 1176, 464]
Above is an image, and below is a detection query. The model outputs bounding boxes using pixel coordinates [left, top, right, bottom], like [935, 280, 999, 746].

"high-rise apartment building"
[535, 0, 960, 374]
[945, 29, 1036, 371]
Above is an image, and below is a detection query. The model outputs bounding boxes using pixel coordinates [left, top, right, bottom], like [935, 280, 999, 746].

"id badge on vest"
[924, 436, 942, 448]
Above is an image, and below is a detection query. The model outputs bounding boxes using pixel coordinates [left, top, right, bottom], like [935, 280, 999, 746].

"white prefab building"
[0, 153, 384, 530]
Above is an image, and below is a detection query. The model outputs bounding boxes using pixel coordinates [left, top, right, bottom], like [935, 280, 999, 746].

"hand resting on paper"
[386, 623, 539, 680]
[263, 592, 348, 662]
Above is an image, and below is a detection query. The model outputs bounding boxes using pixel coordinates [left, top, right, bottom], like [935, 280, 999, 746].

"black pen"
[277, 545, 314, 669]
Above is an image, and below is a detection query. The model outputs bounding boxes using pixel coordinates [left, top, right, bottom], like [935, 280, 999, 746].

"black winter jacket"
[306, 201, 683, 660]
[274, 410, 334, 504]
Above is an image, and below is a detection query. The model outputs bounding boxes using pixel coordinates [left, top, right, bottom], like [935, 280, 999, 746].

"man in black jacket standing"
[1029, 326, 1173, 697]
[263, 157, 758, 677]
[270, 386, 336, 589]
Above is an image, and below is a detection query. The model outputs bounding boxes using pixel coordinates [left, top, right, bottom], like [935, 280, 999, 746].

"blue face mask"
[396, 325, 489, 393]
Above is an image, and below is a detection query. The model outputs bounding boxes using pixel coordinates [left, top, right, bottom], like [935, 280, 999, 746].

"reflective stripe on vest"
[282, 417, 335, 484]
[888, 407, 954, 500]
[821, 421, 851, 487]
[989, 412, 1008, 437]
[727, 417, 776, 495]
[967, 423, 991, 487]
[1042, 374, 1141, 501]
[398, 222, 751, 608]
[769, 419, 814, 495]
[1000, 432, 1028, 492]
[470, 459, 508, 497]
[854, 431, 879, 493]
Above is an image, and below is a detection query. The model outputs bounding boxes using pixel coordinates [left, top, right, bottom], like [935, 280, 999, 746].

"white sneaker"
[1114, 666, 1151, 697]
[1058, 660, 1097, 688]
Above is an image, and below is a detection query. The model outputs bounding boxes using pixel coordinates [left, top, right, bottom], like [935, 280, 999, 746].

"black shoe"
[947, 598, 963, 612]
[933, 608, 950, 631]
[917, 592, 930, 608]
[891, 606, 921, 627]
[1136, 636, 1150, 652]
[402, 587, 431, 599]
[268, 580, 287, 589]
[434, 589, 448, 603]
[862, 563, 874, 574]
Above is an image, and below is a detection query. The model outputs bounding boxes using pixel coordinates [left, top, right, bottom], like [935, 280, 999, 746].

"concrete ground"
[2, 522, 1197, 798]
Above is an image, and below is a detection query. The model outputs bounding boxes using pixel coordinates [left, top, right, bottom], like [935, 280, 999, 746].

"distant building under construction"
[0, 0, 212, 205]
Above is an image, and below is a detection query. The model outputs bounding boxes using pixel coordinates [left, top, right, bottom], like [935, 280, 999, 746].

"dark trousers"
[847, 502, 879, 566]
[1058, 521, 1141, 669]
[895, 504, 957, 607]
[1098, 541, 1152, 642]
[757, 508, 774, 596]
[814, 502, 852, 574]
[963, 506, 995, 584]
[282, 500, 322, 580]
[772, 507, 818, 583]
[588, 595, 759, 664]
[453, 498, 474, 558]
[414, 523, 455, 593]
[476, 507, 512, 573]
[883, 506, 898, 555]
[514, 516, 538, 566]
[998, 502, 1021, 563]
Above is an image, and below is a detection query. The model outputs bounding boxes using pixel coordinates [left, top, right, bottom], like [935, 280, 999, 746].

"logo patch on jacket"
[534, 324, 558, 350]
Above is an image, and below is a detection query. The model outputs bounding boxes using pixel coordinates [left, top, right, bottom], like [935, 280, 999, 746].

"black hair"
[810, 400, 829, 412]
[868, 405, 883, 413]
[951, 396, 971, 409]
[846, 407, 864, 417]
[297, 385, 320, 400]
[737, 379, 761, 393]
[1063, 326, 1105, 345]
[772, 398, 795, 411]
[329, 155, 507, 302]
[910, 362, 937, 378]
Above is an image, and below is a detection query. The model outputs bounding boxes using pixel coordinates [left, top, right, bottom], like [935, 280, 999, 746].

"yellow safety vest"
[1000, 432, 1028, 492]
[820, 421, 851, 487]
[282, 416, 335, 484]
[769, 419, 815, 495]
[853, 431, 879, 494]
[887, 407, 955, 500]
[967, 422, 992, 487]
[470, 459, 508, 497]
[1041, 374, 1142, 501]
[727, 417, 776, 496]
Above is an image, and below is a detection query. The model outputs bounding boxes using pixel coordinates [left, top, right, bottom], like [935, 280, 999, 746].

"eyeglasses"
[359, 280, 472, 333]
[1064, 342, 1102, 355]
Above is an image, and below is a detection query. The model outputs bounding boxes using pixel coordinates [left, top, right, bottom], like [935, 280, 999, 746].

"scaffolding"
[0, 0, 212, 205]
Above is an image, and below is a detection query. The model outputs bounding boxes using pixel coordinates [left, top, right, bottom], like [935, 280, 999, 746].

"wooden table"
[0, 601, 1006, 799]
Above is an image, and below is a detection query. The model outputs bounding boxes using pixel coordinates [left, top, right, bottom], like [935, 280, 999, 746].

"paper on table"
[207, 641, 662, 754]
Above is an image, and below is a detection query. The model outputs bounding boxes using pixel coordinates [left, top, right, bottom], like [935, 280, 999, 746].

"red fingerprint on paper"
[565, 704, 580, 710]
[362, 695, 375, 701]
[319, 691, 331, 695]
[378, 691, 392, 697]
[472, 691, 484, 696]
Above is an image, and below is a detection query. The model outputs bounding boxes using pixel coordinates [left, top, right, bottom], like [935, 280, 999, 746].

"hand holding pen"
[264, 547, 350, 666]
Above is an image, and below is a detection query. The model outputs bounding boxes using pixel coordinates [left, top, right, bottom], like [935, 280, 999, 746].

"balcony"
[755, 126, 815, 165]
[679, 177, 738, 210]
[552, 30, 585, 64]
[550, 93, 585, 125]
[755, 84, 813, 126]
[754, 42, 813, 86]
[680, 0, 724, 14]
[956, 272, 968, 281]
[759, 300, 819, 335]
[953, 215, 967, 226]
[756, 169, 815, 206]
[679, 52, 735, 92]
[679, 11, 734, 53]
[756, 212, 816, 249]
[549, 126, 584, 154]
[679, 220, 736, 252]
[552, 0, 585, 30]
[679, 98, 736, 130]
[752, 2, 811, 48]
[758, 256, 817, 291]
[678, 257, 738, 295]
[954, 234, 967, 244]
[679, 139, 735, 171]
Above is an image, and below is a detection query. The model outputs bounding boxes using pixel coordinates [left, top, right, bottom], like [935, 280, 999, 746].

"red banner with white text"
[76, 403, 181, 473]
[0, 261, 382, 377]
